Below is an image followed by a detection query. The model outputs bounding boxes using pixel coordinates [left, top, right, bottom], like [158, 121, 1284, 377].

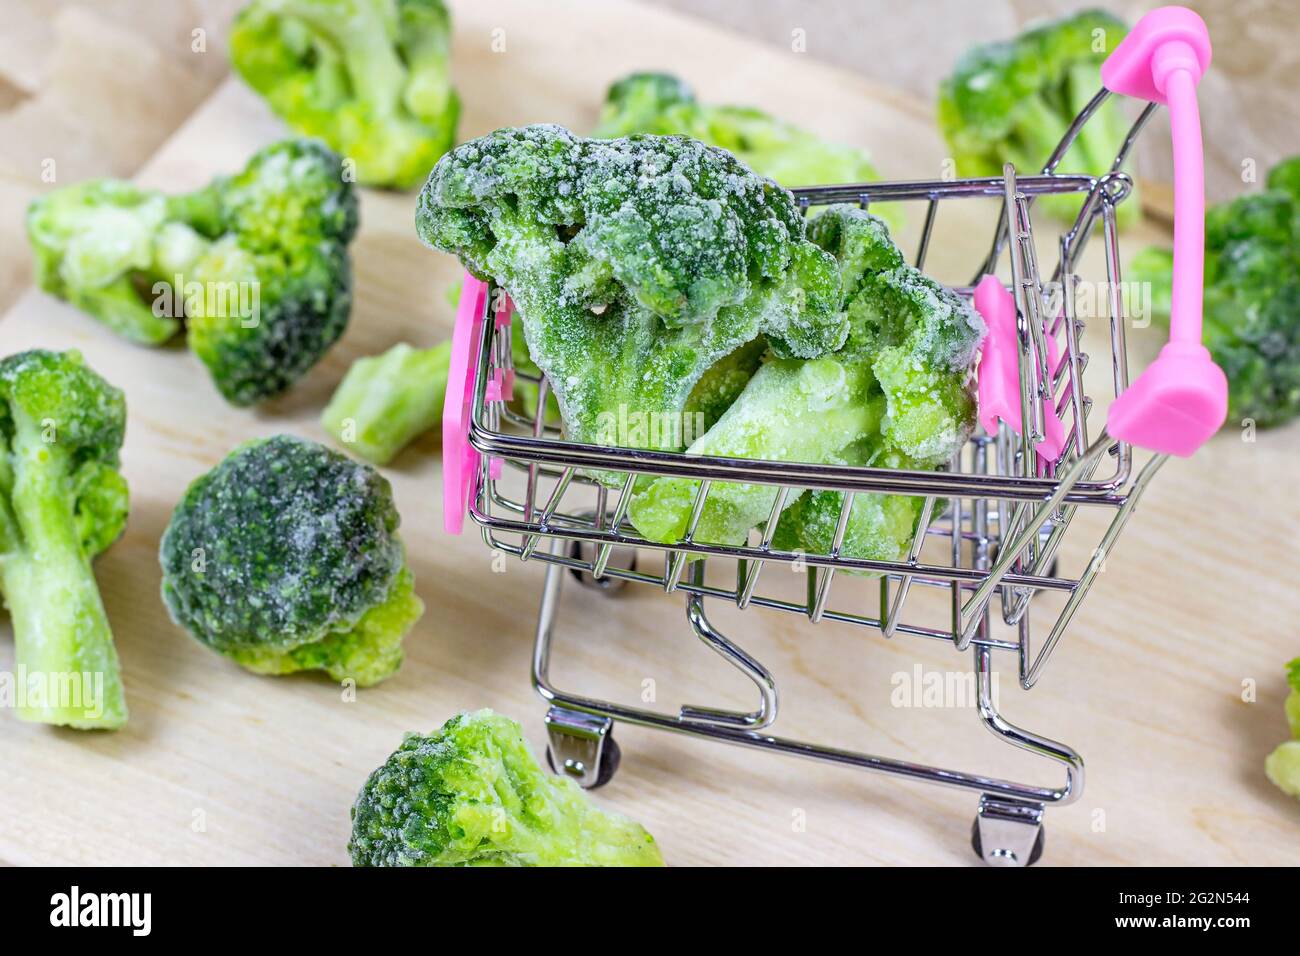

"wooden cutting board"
[0, 0, 1296, 866]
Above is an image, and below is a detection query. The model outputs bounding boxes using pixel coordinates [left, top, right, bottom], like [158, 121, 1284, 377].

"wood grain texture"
[0, 0, 1296, 867]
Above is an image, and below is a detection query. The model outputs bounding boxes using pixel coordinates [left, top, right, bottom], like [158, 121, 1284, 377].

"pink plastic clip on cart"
[440, 7, 1221, 866]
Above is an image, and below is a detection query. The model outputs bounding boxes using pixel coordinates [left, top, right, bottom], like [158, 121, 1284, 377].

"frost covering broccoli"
[594, 72, 887, 192]
[416, 125, 848, 455]
[26, 139, 359, 406]
[938, 10, 1138, 226]
[349, 709, 665, 866]
[160, 435, 423, 686]
[1265, 659, 1300, 800]
[0, 350, 129, 729]
[231, 0, 459, 189]
[629, 207, 983, 560]
[1129, 155, 1300, 428]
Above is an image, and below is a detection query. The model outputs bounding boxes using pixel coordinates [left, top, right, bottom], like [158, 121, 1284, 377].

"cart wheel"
[547, 735, 621, 789]
[970, 815, 1044, 866]
[566, 518, 637, 593]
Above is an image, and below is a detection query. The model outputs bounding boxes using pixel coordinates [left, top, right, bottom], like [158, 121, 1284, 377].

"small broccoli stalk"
[593, 72, 899, 226]
[28, 140, 358, 406]
[159, 435, 423, 687]
[417, 125, 847, 461]
[627, 207, 982, 558]
[938, 9, 1139, 227]
[322, 342, 451, 465]
[682, 335, 767, 432]
[0, 350, 129, 729]
[231, 0, 459, 189]
[1265, 659, 1300, 799]
[1128, 156, 1300, 429]
[349, 709, 665, 866]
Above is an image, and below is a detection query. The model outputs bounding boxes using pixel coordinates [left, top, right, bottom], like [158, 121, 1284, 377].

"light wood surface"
[0, 0, 1296, 867]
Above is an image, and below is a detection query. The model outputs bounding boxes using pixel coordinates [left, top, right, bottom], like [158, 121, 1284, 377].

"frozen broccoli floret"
[416, 124, 848, 456]
[1265, 658, 1300, 799]
[1128, 156, 1300, 428]
[0, 350, 129, 729]
[594, 73, 893, 204]
[349, 709, 665, 866]
[27, 139, 359, 406]
[938, 10, 1138, 226]
[322, 341, 450, 465]
[230, 0, 459, 189]
[629, 206, 982, 558]
[159, 434, 423, 686]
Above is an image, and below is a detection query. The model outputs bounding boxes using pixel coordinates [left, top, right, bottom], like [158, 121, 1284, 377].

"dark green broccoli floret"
[159, 434, 423, 686]
[594, 73, 893, 203]
[230, 0, 459, 189]
[322, 341, 451, 465]
[27, 139, 359, 406]
[416, 124, 848, 457]
[629, 207, 983, 560]
[349, 709, 665, 866]
[0, 349, 129, 729]
[938, 10, 1138, 226]
[1128, 156, 1300, 428]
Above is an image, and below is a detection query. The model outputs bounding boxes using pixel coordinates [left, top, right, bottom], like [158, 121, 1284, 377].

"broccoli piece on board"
[159, 434, 423, 686]
[27, 139, 359, 406]
[594, 72, 899, 225]
[1265, 659, 1300, 800]
[231, 0, 459, 189]
[0, 349, 129, 729]
[349, 709, 665, 866]
[322, 341, 451, 465]
[416, 124, 848, 457]
[938, 10, 1138, 226]
[1128, 156, 1300, 428]
[628, 206, 982, 560]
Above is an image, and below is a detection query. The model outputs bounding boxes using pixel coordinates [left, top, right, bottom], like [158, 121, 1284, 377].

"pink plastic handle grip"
[442, 274, 510, 534]
[1100, 6, 1227, 456]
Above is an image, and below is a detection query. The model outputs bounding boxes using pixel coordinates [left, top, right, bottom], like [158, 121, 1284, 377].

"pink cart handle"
[1101, 6, 1227, 456]
[442, 273, 512, 534]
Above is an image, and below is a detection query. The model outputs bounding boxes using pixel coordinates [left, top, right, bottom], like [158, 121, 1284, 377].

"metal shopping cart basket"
[439, 8, 1224, 865]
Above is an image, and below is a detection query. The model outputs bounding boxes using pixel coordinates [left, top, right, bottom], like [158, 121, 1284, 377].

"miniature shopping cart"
[441, 8, 1223, 865]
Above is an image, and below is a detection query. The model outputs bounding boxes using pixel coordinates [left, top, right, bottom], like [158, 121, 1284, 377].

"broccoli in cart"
[1129, 155, 1300, 429]
[416, 124, 849, 457]
[0, 350, 130, 729]
[159, 434, 423, 686]
[629, 206, 983, 563]
[27, 139, 359, 406]
[231, 0, 459, 190]
[349, 709, 665, 866]
[938, 9, 1139, 226]
[322, 341, 451, 465]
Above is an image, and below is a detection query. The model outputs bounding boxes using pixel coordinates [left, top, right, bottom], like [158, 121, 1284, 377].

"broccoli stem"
[1, 418, 127, 729]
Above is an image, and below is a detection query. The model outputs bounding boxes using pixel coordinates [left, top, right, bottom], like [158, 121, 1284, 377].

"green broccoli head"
[0, 349, 129, 728]
[417, 124, 847, 454]
[593, 72, 896, 222]
[938, 9, 1138, 226]
[1265, 658, 1300, 799]
[26, 139, 359, 407]
[231, 0, 459, 189]
[349, 709, 665, 866]
[628, 206, 982, 557]
[159, 434, 423, 687]
[1129, 158, 1300, 429]
[321, 340, 451, 465]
